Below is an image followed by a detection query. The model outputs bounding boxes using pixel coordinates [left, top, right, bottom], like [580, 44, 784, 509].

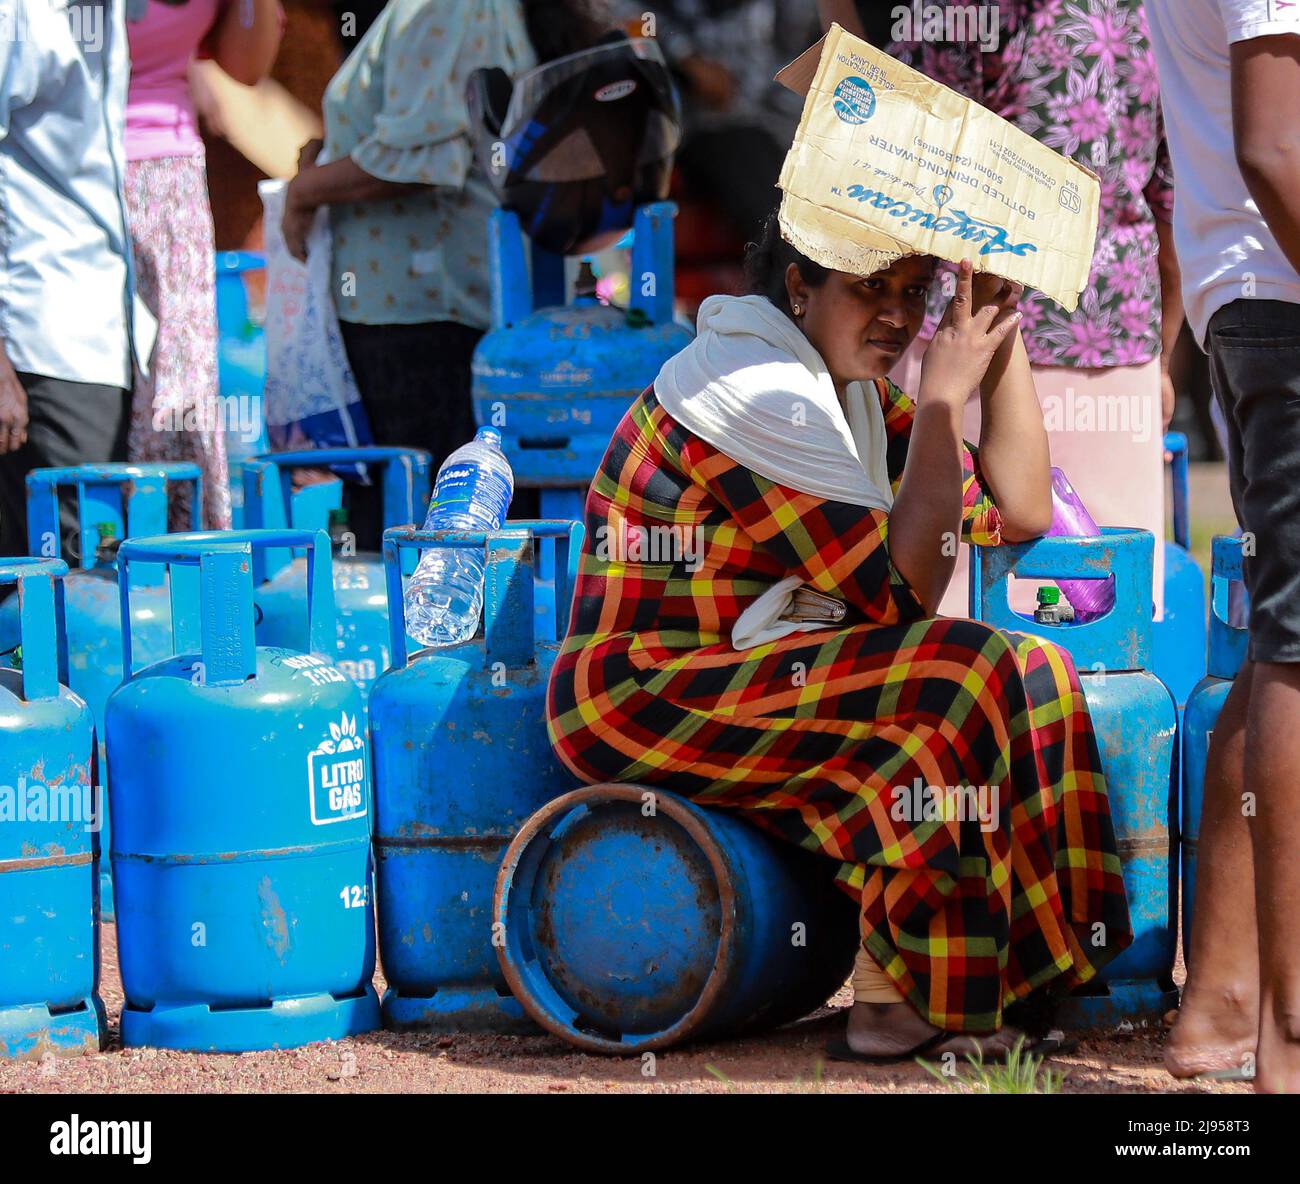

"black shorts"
[338, 319, 483, 552]
[338, 318, 539, 550]
[0, 371, 130, 560]
[1207, 298, 1300, 664]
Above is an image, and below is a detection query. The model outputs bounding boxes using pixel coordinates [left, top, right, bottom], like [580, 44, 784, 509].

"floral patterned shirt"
[323, 0, 536, 329]
[891, 0, 1173, 369]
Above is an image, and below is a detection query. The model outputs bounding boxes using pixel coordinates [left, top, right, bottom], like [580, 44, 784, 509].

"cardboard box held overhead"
[775, 24, 1100, 311]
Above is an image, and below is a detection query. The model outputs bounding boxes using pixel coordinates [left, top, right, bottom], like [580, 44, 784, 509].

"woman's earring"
[792, 304, 802, 316]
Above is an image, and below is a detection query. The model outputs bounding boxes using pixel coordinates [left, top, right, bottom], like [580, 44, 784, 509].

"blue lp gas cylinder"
[1181, 535, 1248, 966]
[471, 204, 693, 524]
[105, 529, 380, 1051]
[1152, 432, 1207, 709]
[243, 447, 431, 699]
[495, 783, 861, 1054]
[973, 528, 1178, 1026]
[0, 560, 105, 1059]
[215, 250, 270, 528]
[0, 462, 202, 918]
[370, 521, 583, 1031]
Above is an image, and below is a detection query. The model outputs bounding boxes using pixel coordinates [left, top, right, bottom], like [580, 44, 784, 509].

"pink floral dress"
[891, 0, 1173, 369]
[125, 0, 232, 530]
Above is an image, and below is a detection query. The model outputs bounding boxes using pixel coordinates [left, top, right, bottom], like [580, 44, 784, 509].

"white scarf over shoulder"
[653, 294, 895, 649]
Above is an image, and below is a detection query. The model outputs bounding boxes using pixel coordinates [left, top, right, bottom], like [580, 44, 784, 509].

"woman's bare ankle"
[844, 1002, 1023, 1059]
[845, 1001, 939, 1055]
[1165, 982, 1258, 1077]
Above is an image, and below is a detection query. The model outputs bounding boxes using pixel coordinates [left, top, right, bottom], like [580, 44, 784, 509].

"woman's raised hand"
[919, 260, 1023, 406]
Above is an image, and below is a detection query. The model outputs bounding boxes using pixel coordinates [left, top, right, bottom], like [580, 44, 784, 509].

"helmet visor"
[501, 37, 682, 182]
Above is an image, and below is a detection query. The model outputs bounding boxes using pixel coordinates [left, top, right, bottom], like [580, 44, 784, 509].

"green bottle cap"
[328, 507, 349, 526]
[95, 521, 117, 541]
[1037, 586, 1061, 606]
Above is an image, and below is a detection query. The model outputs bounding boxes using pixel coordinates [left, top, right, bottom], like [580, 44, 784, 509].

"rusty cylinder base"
[494, 784, 860, 1055]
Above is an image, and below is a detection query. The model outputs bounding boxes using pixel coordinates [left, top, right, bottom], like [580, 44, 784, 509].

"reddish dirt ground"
[0, 922, 1249, 1095]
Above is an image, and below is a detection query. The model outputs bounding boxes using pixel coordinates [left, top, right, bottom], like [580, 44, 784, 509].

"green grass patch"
[919, 1035, 1066, 1094]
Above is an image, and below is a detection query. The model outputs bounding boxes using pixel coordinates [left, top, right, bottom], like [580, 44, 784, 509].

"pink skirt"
[889, 342, 1166, 619]
[125, 155, 231, 531]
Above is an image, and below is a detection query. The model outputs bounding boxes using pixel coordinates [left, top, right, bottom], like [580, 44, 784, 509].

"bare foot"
[846, 1001, 1023, 1059]
[1254, 1003, 1300, 1093]
[846, 1001, 940, 1058]
[1164, 985, 1257, 1079]
[931, 1026, 1026, 1058]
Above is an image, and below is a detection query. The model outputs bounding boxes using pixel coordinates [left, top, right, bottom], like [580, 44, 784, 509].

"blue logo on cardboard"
[843, 182, 1039, 260]
[832, 76, 876, 124]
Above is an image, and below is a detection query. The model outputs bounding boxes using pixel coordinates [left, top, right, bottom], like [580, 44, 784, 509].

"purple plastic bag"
[1047, 468, 1116, 620]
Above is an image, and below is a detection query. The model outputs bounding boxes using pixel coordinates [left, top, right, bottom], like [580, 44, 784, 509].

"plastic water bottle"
[1047, 467, 1116, 621]
[403, 427, 514, 647]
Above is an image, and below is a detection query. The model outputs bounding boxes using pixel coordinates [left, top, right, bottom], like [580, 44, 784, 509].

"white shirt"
[0, 0, 155, 388]
[1144, 0, 1300, 347]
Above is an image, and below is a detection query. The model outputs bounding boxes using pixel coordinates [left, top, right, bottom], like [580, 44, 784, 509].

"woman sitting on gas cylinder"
[544, 214, 1133, 1061]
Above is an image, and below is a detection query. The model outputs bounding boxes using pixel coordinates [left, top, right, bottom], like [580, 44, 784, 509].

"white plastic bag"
[258, 178, 372, 451]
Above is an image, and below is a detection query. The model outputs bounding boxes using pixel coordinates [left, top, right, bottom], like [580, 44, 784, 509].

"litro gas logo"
[308, 712, 367, 826]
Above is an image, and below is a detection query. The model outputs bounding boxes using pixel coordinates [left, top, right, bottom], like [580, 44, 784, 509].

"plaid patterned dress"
[546, 380, 1131, 1033]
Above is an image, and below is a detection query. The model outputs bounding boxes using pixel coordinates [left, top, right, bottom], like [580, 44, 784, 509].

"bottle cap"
[96, 521, 117, 541]
[1037, 586, 1061, 606]
[477, 427, 503, 448]
[328, 507, 349, 526]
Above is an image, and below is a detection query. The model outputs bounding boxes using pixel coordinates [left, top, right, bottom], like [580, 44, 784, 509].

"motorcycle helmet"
[467, 34, 682, 256]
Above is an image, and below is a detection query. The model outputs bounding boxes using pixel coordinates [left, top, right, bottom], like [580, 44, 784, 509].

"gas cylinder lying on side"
[369, 522, 583, 1032]
[494, 783, 861, 1054]
[105, 529, 380, 1053]
[0, 559, 105, 1060]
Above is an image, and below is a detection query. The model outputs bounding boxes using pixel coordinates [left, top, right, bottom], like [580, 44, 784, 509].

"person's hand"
[1160, 365, 1176, 438]
[281, 174, 314, 263]
[972, 269, 1019, 309]
[0, 354, 28, 455]
[919, 260, 1023, 407]
[679, 56, 737, 111]
[282, 140, 324, 262]
[973, 270, 1024, 366]
[297, 137, 324, 173]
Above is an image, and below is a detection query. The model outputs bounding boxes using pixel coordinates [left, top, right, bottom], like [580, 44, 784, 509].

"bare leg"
[1167, 664, 1259, 1077]
[1246, 662, 1300, 1093]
